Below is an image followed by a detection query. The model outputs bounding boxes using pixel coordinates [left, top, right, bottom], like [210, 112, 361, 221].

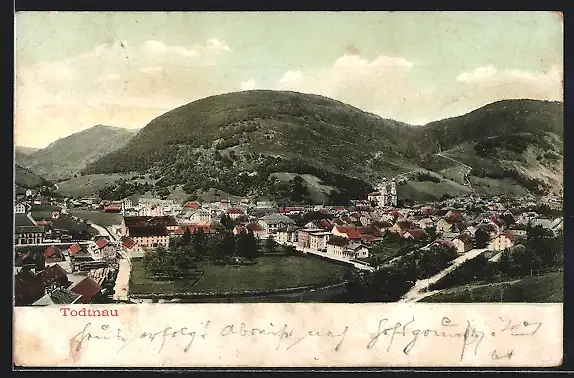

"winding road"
[436, 152, 474, 189]
[398, 247, 490, 303]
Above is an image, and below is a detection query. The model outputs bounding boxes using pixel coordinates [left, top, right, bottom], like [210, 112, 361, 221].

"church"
[367, 178, 397, 207]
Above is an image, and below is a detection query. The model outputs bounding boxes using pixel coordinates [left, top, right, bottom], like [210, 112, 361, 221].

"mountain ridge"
[77, 90, 562, 203]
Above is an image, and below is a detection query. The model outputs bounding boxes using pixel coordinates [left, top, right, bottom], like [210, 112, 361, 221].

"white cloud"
[207, 38, 231, 52]
[14, 38, 233, 147]
[456, 65, 563, 101]
[240, 79, 257, 90]
[142, 38, 231, 58]
[276, 54, 421, 119]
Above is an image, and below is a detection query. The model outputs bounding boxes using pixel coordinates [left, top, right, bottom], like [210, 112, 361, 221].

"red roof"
[502, 231, 516, 242]
[68, 244, 82, 255]
[184, 201, 201, 209]
[104, 205, 121, 211]
[95, 238, 110, 249]
[405, 229, 428, 238]
[41, 264, 67, 284]
[334, 226, 362, 239]
[43, 246, 61, 258]
[174, 225, 215, 235]
[226, 208, 245, 214]
[70, 277, 102, 304]
[121, 237, 136, 249]
[435, 240, 455, 248]
[368, 192, 381, 196]
[36, 220, 53, 226]
[361, 235, 380, 243]
[490, 215, 505, 227]
[247, 222, 263, 232]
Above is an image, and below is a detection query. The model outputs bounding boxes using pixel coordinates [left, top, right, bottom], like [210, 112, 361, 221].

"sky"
[14, 11, 563, 148]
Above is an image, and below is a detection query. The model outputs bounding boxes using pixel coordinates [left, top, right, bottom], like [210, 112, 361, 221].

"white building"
[259, 214, 296, 238]
[14, 202, 27, 214]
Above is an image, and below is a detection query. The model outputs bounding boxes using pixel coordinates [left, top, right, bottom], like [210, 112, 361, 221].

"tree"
[235, 233, 248, 258]
[245, 231, 261, 258]
[264, 237, 276, 254]
[220, 214, 234, 231]
[181, 227, 192, 246]
[290, 175, 309, 203]
[191, 229, 208, 257]
[474, 229, 490, 249]
[208, 231, 235, 260]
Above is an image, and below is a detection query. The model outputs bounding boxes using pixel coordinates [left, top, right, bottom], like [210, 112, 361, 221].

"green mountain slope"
[15, 164, 51, 193]
[22, 125, 138, 181]
[78, 92, 562, 203]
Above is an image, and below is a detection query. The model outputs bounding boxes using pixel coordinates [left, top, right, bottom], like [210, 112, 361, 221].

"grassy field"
[129, 255, 350, 295]
[30, 211, 99, 237]
[56, 173, 130, 198]
[421, 271, 563, 303]
[69, 210, 123, 226]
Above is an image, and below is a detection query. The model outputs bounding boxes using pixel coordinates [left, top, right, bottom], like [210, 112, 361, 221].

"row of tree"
[429, 226, 562, 291]
[343, 243, 458, 302]
[142, 227, 280, 278]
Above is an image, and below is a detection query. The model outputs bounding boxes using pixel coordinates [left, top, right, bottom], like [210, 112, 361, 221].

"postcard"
[13, 11, 563, 368]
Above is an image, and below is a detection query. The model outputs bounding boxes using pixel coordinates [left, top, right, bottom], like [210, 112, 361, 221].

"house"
[51, 210, 60, 219]
[477, 223, 498, 239]
[246, 222, 266, 239]
[189, 209, 212, 225]
[175, 224, 216, 235]
[95, 237, 116, 258]
[69, 276, 103, 304]
[32, 287, 82, 306]
[414, 217, 434, 229]
[14, 226, 45, 245]
[344, 241, 370, 259]
[40, 264, 70, 288]
[120, 236, 144, 256]
[70, 247, 94, 264]
[390, 221, 414, 236]
[259, 214, 296, 238]
[326, 235, 349, 258]
[491, 231, 516, 251]
[219, 199, 230, 211]
[183, 201, 202, 210]
[332, 226, 362, 240]
[43, 246, 64, 263]
[276, 225, 298, 244]
[14, 202, 27, 214]
[226, 208, 246, 220]
[304, 218, 333, 230]
[67, 243, 82, 256]
[403, 228, 428, 240]
[14, 269, 45, 306]
[452, 234, 474, 254]
[125, 226, 170, 250]
[308, 231, 332, 252]
[326, 236, 369, 260]
[462, 225, 478, 237]
[104, 204, 122, 213]
[357, 226, 384, 243]
[489, 215, 506, 233]
[297, 228, 322, 249]
[436, 218, 462, 233]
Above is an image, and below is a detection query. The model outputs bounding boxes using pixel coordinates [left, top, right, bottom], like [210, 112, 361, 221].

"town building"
[258, 214, 296, 238]
[15, 226, 45, 245]
[491, 231, 516, 251]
